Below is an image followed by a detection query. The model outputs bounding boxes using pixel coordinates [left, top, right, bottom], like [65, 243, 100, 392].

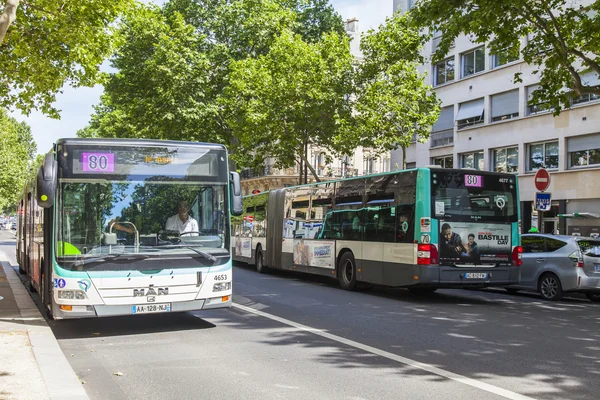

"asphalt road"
[2, 229, 599, 400]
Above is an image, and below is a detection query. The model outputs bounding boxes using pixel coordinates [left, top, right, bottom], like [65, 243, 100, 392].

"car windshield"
[56, 179, 229, 270]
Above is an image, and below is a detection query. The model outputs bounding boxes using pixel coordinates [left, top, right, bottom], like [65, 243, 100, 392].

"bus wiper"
[73, 254, 150, 267]
[155, 245, 217, 262]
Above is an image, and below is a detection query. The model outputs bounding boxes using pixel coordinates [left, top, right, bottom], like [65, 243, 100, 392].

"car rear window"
[578, 240, 600, 257]
[546, 238, 568, 252]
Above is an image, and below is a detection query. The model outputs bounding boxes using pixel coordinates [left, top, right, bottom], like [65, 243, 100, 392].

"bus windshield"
[55, 143, 230, 270]
[431, 170, 518, 223]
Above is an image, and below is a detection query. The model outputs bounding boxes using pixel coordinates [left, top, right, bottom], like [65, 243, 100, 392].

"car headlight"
[58, 290, 88, 300]
[213, 282, 231, 292]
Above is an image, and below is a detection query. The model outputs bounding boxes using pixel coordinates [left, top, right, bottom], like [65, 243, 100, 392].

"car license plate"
[132, 303, 171, 314]
[463, 273, 487, 279]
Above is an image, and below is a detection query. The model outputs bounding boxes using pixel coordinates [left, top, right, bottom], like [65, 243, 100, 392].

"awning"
[558, 212, 600, 219]
[456, 98, 484, 121]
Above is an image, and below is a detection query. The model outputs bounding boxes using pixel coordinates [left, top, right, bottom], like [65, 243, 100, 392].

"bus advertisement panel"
[293, 239, 335, 268]
[438, 221, 512, 264]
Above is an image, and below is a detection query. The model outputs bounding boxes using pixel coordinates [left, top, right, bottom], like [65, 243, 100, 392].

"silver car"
[507, 234, 600, 301]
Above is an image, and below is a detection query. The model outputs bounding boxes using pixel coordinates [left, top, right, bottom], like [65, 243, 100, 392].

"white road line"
[233, 303, 536, 400]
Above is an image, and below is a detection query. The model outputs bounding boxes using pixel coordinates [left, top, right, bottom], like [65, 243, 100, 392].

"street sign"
[535, 192, 552, 211]
[534, 168, 551, 191]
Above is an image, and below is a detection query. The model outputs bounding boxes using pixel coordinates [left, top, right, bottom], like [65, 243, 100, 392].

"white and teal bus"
[17, 138, 242, 319]
[232, 168, 522, 292]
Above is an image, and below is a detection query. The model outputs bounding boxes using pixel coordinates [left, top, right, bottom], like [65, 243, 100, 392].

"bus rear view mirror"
[230, 171, 243, 216]
[36, 152, 57, 208]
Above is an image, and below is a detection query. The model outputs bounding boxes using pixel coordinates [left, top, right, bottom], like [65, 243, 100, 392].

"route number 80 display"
[82, 152, 115, 173]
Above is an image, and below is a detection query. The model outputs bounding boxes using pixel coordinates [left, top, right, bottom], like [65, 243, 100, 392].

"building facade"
[391, 0, 600, 236]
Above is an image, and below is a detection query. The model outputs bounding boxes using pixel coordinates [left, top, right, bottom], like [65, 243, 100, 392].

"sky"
[9, 0, 393, 155]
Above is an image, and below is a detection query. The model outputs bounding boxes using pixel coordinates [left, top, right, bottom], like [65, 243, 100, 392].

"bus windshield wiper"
[72, 253, 150, 267]
[155, 245, 217, 262]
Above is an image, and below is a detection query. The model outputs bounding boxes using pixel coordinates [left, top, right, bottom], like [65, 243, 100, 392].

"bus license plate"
[132, 303, 171, 314]
[463, 273, 487, 279]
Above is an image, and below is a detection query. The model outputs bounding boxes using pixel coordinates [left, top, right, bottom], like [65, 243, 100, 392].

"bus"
[232, 167, 522, 292]
[17, 138, 242, 319]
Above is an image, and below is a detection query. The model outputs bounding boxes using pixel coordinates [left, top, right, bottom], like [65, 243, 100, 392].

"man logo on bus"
[133, 284, 168, 297]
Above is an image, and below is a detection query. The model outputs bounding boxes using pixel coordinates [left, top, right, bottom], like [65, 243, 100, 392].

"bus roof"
[244, 167, 517, 197]
[55, 138, 227, 152]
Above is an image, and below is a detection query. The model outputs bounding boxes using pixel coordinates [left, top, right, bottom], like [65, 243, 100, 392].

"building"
[240, 18, 391, 195]
[391, 0, 600, 236]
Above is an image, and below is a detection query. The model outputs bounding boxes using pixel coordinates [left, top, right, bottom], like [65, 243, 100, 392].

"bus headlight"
[213, 282, 231, 292]
[58, 290, 88, 300]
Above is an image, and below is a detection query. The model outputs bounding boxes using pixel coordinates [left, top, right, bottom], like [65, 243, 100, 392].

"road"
[1, 229, 599, 400]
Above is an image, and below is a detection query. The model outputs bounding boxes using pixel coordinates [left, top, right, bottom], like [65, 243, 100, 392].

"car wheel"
[408, 287, 438, 294]
[585, 292, 600, 303]
[255, 247, 267, 274]
[505, 288, 520, 294]
[538, 273, 563, 301]
[337, 252, 357, 291]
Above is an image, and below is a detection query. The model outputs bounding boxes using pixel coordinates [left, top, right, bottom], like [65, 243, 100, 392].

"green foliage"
[0, 109, 37, 210]
[411, 0, 600, 114]
[223, 28, 355, 170]
[354, 13, 439, 159]
[79, 0, 348, 171]
[0, 0, 135, 118]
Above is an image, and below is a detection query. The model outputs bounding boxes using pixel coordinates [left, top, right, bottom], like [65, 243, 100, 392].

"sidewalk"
[0, 255, 89, 400]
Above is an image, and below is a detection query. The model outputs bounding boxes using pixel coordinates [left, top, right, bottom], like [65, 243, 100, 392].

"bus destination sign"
[82, 152, 115, 173]
[464, 174, 483, 188]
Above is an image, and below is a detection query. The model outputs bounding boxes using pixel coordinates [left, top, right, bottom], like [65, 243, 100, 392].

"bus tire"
[255, 247, 267, 274]
[538, 273, 563, 301]
[337, 251, 357, 291]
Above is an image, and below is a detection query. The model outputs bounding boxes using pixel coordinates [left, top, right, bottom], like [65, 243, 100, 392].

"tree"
[223, 29, 355, 184]
[0, 109, 36, 210]
[0, 0, 134, 117]
[79, 0, 347, 171]
[410, 0, 600, 114]
[354, 13, 439, 170]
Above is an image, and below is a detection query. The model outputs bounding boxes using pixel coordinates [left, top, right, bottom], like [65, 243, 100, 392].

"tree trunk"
[401, 144, 407, 170]
[300, 152, 321, 183]
[0, 0, 20, 45]
[298, 155, 303, 186]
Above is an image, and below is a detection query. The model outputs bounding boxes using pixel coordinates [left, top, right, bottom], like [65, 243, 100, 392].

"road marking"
[233, 303, 536, 400]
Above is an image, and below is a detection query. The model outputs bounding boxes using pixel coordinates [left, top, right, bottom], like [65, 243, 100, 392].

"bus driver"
[166, 201, 199, 236]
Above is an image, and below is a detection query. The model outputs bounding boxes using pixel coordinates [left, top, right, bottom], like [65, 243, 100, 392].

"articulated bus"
[232, 168, 522, 292]
[17, 138, 242, 319]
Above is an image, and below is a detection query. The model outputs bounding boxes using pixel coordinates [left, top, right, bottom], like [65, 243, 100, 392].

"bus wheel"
[338, 252, 357, 291]
[538, 273, 563, 301]
[255, 247, 267, 274]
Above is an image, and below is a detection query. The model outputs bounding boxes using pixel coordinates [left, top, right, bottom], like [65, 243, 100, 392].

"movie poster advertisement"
[293, 240, 335, 269]
[234, 236, 252, 258]
[438, 221, 511, 264]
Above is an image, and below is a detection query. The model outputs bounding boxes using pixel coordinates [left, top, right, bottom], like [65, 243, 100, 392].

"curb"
[1, 261, 90, 400]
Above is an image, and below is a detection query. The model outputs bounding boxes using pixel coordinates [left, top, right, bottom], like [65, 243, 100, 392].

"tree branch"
[0, 0, 20, 45]
[20, 0, 57, 16]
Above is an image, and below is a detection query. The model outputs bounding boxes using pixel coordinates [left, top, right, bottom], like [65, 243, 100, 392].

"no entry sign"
[534, 168, 550, 192]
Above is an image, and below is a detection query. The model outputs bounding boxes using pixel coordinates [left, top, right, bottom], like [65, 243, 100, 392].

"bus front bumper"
[51, 296, 232, 319]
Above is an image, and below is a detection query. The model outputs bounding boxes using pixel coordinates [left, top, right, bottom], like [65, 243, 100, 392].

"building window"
[456, 98, 484, 129]
[462, 47, 485, 77]
[571, 93, 600, 105]
[461, 151, 484, 170]
[433, 155, 453, 168]
[491, 49, 519, 68]
[431, 106, 454, 147]
[571, 72, 600, 105]
[434, 57, 455, 86]
[527, 85, 552, 115]
[406, 162, 416, 169]
[568, 133, 600, 168]
[493, 147, 518, 173]
[491, 90, 519, 122]
[528, 141, 559, 170]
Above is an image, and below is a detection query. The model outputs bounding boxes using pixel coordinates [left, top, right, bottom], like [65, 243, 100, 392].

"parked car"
[507, 234, 600, 301]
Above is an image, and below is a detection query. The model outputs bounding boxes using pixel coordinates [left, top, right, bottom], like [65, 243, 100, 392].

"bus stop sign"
[535, 192, 552, 211]
[534, 168, 550, 191]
